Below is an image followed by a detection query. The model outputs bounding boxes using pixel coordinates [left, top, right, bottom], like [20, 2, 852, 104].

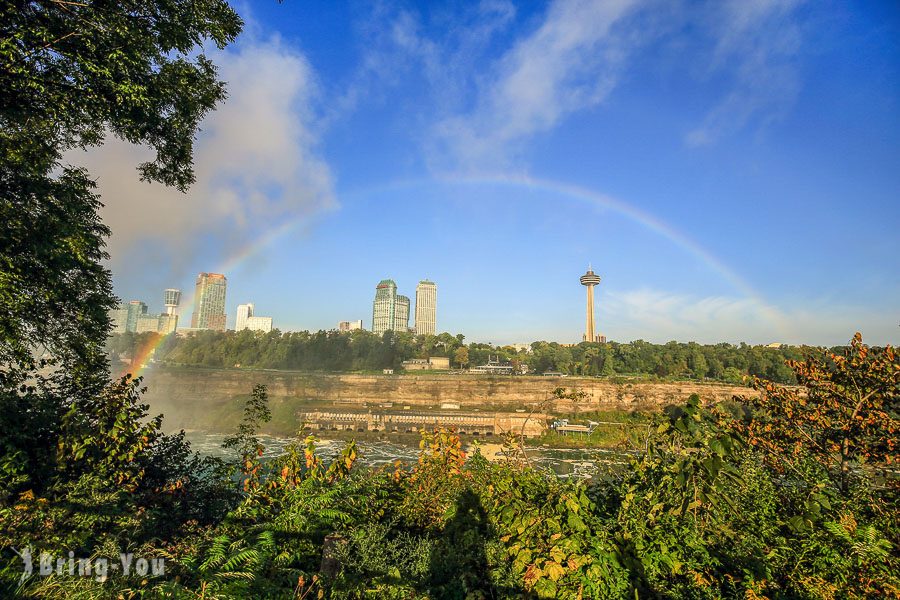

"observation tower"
[579, 266, 601, 342]
[164, 288, 181, 316]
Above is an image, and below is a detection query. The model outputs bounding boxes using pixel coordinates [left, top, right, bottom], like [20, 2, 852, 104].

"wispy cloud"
[429, 0, 641, 170]
[603, 288, 893, 346]
[348, 0, 809, 169]
[69, 36, 335, 287]
[334, 0, 517, 121]
[686, 0, 806, 147]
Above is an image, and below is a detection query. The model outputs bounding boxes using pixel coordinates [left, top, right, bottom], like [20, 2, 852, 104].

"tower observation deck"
[164, 288, 181, 316]
[580, 266, 601, 342]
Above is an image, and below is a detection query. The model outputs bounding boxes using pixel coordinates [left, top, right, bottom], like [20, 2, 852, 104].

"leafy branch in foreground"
[223, 384, 271, 491]
[736, 332, 898, 492]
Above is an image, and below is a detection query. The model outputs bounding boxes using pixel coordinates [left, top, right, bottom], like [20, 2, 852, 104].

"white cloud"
[335, 0, 518, 121]
[603, 288, 894, 346]
[686, 0, 805, 147]
[70, 37, 335, 283]
[364, 0, 807, 168]
[429, 0, 641, 170]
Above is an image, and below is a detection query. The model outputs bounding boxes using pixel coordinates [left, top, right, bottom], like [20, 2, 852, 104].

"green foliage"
[135, 329, 807, 384]
[1, 4, 243, 594]
[737, 333, 899, 492]
[530, 409, 650, 449]
[223, 383, 271, 490]
[4, 388, 900, 598]
[2, 0, 242, 398]
[1, 0, 242, 189]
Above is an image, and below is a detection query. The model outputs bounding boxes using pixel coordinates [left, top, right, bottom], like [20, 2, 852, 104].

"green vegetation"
[2, 339, 898, 598]
[2, 3, 898, 598]
[530, 410, 651, 449]
[109, 328, 808, 384]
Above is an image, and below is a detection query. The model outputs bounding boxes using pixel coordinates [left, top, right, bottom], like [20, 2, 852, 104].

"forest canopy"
[109, 328, 806, 383]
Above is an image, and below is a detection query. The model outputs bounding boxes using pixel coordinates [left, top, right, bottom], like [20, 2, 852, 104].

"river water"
[183, 432, 633, 480]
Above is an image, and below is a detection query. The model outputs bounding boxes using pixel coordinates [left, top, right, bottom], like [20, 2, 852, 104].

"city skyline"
[92, 1, 899, 346]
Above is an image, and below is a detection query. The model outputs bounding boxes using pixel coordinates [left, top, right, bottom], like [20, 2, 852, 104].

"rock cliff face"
[141, 367, 754, 434]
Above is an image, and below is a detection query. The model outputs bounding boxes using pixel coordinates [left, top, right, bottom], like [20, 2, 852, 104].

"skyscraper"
[395, 294, 410, 332]
[236, 303, 254, 331]
[372, 279, 398, 336]
[373, 280, 413, 335]
[125, 300, 148, 333]
[580, 265, 601, 342]
[414, 280, 437, 336]
[191, 273, 227, 331]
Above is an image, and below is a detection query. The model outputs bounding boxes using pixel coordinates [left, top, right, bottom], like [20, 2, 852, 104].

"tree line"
[107, 328, 812, 383]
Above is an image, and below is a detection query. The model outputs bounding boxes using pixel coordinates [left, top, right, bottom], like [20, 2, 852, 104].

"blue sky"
[86, 0, 899, 346]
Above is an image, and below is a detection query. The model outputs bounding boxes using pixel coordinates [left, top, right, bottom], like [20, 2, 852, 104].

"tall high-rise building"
[236, 303, 254, 331]
[414, 280, 437, 336]
[126, 300, 148, 333]
[372, 280, 417, 335]
[579, 265, 602, 342]
[164, 288, 181, 316]
[191, 273, 227, 331]
[109, 304, 130, 333]
[372, 279, 397, 335]
[395, 295, 410, 332]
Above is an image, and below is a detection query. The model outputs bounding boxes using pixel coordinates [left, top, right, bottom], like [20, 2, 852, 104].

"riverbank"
[140, 365, 753, 438]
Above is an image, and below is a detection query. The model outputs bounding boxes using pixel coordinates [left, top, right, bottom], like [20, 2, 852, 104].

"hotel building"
[191, 273, 227, 331]
[414, 280, 437, 336]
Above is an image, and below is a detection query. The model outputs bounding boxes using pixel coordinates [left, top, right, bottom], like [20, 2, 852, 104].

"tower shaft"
[585, 284, 595, 342]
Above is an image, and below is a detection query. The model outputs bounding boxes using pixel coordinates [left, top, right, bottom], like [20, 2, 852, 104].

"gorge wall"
[140, 367, 755, 436]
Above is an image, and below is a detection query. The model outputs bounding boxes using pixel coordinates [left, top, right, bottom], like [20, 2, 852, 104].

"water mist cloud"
[70, 37, 335, 291]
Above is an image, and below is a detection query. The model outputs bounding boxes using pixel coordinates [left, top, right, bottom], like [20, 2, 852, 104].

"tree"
[1, 0, 242, 492]
[454, 346, 469, 370]
[600, 351, 615, 377]
[1, 1, 242, 389]
[723, 366, 744, 385]
[689, 349, 709, 379]
[581, 346, 599, 375]
[738, 333, 899, 492]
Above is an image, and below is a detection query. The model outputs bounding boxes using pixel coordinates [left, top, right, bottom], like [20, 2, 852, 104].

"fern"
[825, 519, 893, 566]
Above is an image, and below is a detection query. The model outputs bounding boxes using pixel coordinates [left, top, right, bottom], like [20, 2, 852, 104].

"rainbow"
[119, 218, 299, 379]
[119, 173, 788, 379]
